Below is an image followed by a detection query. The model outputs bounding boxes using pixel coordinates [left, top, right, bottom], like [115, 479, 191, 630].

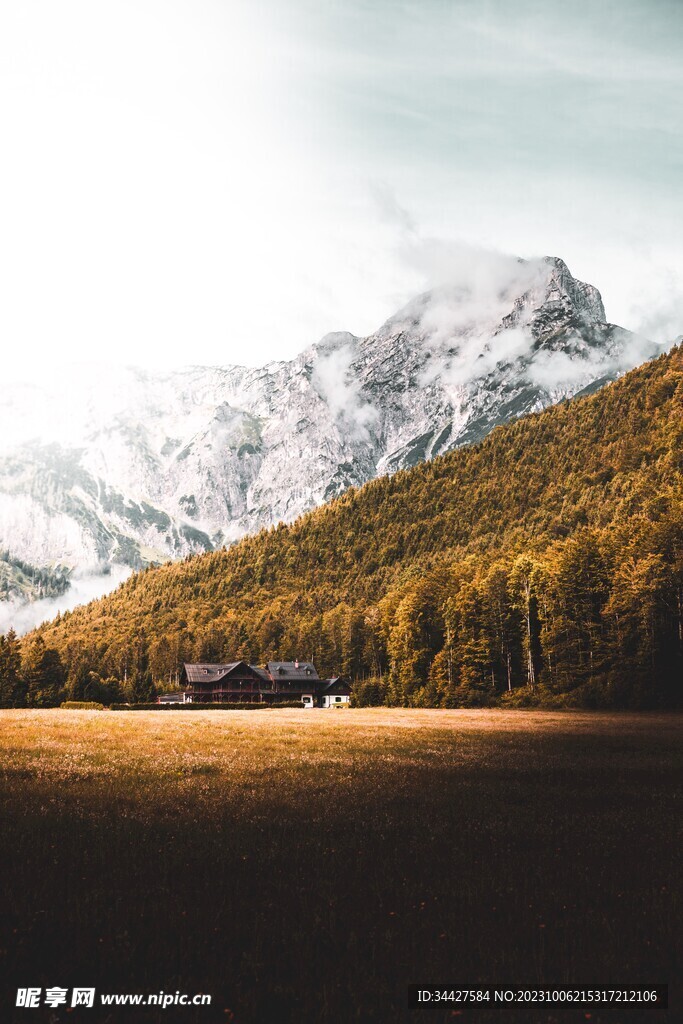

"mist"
[0, 566, 131, 637]
[312, 335, 379, 440]
[371, 186, 669, 395]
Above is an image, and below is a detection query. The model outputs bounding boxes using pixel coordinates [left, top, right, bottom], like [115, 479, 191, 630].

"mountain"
[21, 344, 683, 709]
[0, 256, 661, 607]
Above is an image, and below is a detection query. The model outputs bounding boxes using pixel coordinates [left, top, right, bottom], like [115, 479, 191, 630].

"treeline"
[0, 550, 71, 601]
[0, 629, 155, 708]
[2, 346, 682, 709]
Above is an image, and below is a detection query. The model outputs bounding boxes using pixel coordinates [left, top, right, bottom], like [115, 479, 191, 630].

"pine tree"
[131, 636, 156, 703]
[23, 636, 65, 707]
[0, 629, 25, 707]
[510, 556, 543, 690]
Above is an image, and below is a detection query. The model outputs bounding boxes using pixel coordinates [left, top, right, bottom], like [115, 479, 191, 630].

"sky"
[1, 0, 682, 375]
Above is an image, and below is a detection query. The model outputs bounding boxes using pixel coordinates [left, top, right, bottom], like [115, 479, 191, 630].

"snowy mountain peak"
[0, 256, 663, 627]
[537, 256, 605, 323]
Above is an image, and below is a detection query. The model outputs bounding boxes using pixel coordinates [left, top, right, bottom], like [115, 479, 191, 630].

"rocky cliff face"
[0, 256, 660, 608]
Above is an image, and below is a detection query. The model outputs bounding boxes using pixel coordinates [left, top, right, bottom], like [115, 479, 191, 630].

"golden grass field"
[0, 708, 680, 1023]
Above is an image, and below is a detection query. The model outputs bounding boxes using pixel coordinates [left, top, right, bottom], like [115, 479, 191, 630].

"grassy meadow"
[0, 709, 680, 1023]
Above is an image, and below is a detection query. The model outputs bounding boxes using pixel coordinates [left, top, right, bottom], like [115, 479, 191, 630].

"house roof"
[250, 666, 272, 683]
[183, 662, 266, 684]
[320, 677, 352, 694]
[183, 663, 238, 684]
[265, 661, 320, 682]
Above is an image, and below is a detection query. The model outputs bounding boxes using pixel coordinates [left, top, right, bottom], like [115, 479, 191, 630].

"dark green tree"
[23, 636, 65, 707]
[0, 628, 25, 707]
[131, 635, 156, 703]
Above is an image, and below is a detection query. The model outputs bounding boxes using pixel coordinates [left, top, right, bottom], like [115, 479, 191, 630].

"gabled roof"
[320, 677, 352, 694]
[183, 662, 264, 684]
[266, 661, 320, 682]
[250, 666, 272, 683]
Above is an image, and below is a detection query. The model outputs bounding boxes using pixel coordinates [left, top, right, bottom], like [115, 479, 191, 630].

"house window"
[335, 696, 342, 702]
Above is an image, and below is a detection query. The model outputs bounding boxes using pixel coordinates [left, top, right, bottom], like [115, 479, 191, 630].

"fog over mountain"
[0, 255, 665, 631]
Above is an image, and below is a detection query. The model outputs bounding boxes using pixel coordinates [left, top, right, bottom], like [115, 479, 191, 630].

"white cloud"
[0, 0, 681, 377]
[627, 272, 683, 346]
[311, 337, 378, 440]
[526, 348, 609, 390]
[0, 566, 131, 637]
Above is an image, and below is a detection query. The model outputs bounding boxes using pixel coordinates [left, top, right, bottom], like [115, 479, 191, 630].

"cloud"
[369, 178, 549, 303]
[1, 0, 682, 379]
[0, 566, 131, 637]
[369, 181, 418, 235]
[526, 347, 611, 390]
[369, 187, 549, 384]
[526, 327, 665, 392]
[311, 335, 379, 440]
[424, 327, 536, 392]
[628, 277, 683, 346]
[369, 184, 674, 400]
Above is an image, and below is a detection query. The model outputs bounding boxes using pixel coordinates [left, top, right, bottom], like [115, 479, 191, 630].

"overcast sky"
[1, 0, 681, 374]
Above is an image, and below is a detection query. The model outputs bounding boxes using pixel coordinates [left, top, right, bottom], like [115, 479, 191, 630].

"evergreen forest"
[2, 346, 682, 709]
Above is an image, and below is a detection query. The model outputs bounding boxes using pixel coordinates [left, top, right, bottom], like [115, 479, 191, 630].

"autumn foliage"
[3, 346, 682, 708]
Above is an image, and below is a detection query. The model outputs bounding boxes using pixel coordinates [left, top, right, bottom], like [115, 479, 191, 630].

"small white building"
[318, 678, 351, 708]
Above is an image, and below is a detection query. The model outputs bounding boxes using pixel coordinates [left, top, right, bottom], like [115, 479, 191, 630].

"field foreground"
[0, 709, 680, 1023]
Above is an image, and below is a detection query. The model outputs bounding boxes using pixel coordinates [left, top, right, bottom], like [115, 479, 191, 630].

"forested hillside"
[2, 346, 682, 709]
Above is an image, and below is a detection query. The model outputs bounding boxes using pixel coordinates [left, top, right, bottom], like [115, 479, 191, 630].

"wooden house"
[174, 660, 351, 707]
[181, 662, 273, 704]
[265, 661, 320, 705]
